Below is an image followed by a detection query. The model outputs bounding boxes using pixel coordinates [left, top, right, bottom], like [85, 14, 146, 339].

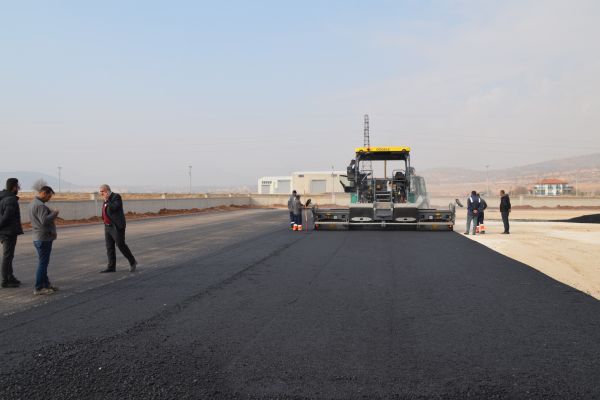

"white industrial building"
[257, 171, 347, 194]
[257, 176, 292, 194]
[532, 178, 573, 196]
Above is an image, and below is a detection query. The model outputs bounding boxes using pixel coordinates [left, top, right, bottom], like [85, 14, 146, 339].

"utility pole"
[331, 165, 335, 204]
[58, 166, 62, 193]
[485, 165, 490, 197]
[188, 165, 192, 194]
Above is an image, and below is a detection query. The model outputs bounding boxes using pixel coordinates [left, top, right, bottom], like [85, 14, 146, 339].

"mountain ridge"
[421, 153, 600, 184]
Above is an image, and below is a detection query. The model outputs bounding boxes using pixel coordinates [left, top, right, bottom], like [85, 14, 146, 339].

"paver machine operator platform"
[312, 146, 455, 230]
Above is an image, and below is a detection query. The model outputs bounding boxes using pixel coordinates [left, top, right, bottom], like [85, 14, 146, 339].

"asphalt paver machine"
[312, 146, 455, 230]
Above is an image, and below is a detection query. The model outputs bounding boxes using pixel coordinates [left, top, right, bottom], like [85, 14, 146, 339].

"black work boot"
[8, 276, 21, 285]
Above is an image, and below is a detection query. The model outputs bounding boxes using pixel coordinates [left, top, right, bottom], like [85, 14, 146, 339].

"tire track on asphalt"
[0, 229, 309, 398]
[0, 210, 284, 317]
[206, 231, 351, 394]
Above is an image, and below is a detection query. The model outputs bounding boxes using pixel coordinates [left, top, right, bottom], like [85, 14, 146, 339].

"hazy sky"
[1, 0, 599, 187]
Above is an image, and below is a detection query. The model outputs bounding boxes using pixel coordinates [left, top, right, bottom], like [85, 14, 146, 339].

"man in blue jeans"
[464, 190, 482, 235]
[28, 185, 59, 295]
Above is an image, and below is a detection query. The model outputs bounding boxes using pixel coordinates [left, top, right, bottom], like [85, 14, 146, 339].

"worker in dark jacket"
[99, 184, 137, 273]
[287, 190, 297, 229]
[499, 190, 512, 234]
[292, 194, 304, 231]
[464, 190, 482, 235]
[0, 178, 24, 288]
[477, 193, 488, 234]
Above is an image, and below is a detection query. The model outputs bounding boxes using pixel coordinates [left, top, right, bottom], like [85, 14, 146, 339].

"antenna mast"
[363, 114, 370, 148]
[362, 114, 372, 172]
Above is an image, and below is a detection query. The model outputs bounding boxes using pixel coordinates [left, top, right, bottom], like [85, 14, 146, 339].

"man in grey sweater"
[287, 190, 297, 229]
[28, 186, 59, 295]
[292, 194, 304, 231]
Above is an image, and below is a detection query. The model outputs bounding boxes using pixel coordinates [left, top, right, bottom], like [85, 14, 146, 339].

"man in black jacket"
[499, 190, 512, 234]
[0, 178, 24, 288]
[99, 184, 137, 273]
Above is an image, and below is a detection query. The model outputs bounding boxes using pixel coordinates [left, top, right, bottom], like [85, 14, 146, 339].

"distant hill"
[4, 153, 599, 196]
[421, 153, 600, 196]
[0, 171, 81, 192]
[422, 153, 600, 183]
[0, 171, 255, 194]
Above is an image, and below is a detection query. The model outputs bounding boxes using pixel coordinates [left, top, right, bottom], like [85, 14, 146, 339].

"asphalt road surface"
[1, 209, 599, 399]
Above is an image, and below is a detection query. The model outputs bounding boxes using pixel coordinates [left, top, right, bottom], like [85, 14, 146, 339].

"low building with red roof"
[532, 178, 573, 196]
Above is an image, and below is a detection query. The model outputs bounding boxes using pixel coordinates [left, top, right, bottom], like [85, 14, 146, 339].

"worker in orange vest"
[476, 193, 487, 234]
[292, 194, 304, 231]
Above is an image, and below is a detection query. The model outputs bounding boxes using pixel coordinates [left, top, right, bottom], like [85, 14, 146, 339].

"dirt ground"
[17, 192, 240, 201]
[456, 208, 600, 300]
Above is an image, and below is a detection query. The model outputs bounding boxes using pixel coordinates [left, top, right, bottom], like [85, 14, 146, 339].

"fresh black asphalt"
[1, 209, 600, 399]
[558, 213, 600, 224]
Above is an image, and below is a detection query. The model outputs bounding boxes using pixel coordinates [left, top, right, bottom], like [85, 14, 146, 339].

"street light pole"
[58, 166, 62, 193]
[188, 165, 192, 194]
[331, 165, 335, 204]
[485, 165, 490, 197]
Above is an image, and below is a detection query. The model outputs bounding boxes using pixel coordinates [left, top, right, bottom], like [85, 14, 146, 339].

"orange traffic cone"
[298, 225, 303, 231]
[293, 224, 298, 231]
[479, 224, 486, 234]
[476, 225, 480, 234]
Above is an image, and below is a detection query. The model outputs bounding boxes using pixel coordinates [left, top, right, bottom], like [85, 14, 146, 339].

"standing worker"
[292, 194, 304, 231]
[287, 190, 297, 229]
[477, 192, 488, 234]
[464, 190, 481, 235]
[0, 178, 24, 288]
[500, 190, 512, 234]
[99, 184, 138, 273]
[28, 185, 59, 295]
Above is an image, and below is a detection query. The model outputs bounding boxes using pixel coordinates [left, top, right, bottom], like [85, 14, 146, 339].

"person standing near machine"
[500, 190, 512, 234]
[477, 192, 488, 234]
[287, 190, 297, 229]
[464, 191, 481, 235]
[292, 194, 304, 231]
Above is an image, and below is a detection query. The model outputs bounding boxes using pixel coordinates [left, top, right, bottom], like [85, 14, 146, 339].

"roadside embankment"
[20, 205, 264, 229]
[18, 195, 254, 223]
